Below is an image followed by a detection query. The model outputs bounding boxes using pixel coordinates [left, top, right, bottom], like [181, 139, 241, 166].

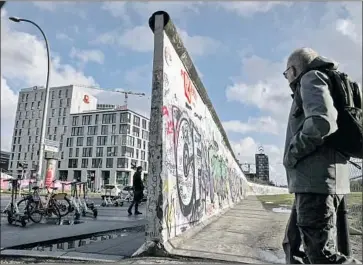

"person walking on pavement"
[128, 166, 144, 216]
[282, 48, 362, 264]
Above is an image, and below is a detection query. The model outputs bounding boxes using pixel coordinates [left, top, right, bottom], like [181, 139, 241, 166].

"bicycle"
[23, 185, 62, 225]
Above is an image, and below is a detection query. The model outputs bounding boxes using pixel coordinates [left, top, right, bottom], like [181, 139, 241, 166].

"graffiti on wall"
[158, 32, 249, 241]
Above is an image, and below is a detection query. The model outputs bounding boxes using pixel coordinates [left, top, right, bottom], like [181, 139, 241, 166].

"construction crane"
[114, 89, 146, 106]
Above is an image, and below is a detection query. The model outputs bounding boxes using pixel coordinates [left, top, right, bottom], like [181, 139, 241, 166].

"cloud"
[1, 16, 97, 88]
[69, 47, 105, 65]
[101, 2, 202, 23]
[217, 1, 291, 17]
[1, 77, 18, 152]
[95, 25, 221, 57]
[32, 2, 87, 19]
[56, 32, 73, 42]
[222, 116, 280, 135]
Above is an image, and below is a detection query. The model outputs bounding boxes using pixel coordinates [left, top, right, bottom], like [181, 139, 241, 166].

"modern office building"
[255, 153, 269, 182]
[0, 151, 10, 172]
[58, 108, 149, 190]
[8, 85, 149, 188]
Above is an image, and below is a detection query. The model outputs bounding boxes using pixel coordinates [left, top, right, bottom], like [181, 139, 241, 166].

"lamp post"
[9, 17, 51, 184]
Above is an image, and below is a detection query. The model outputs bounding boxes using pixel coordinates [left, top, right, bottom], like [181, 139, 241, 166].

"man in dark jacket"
[128, 166, 144, 216]
[282, 48, 360, 264]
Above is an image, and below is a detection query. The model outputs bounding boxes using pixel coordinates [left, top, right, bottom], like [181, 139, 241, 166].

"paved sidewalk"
[169, 196, 289, 264]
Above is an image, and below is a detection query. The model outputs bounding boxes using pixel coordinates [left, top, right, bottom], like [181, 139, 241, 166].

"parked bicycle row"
[2, 177, 101, 227]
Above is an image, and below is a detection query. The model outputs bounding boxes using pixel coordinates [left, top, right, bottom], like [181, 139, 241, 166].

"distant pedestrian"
[282, 48, 362, 264]
[128, 166, 144, 216]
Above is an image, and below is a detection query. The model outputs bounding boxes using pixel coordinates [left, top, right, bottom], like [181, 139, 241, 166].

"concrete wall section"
[247, 183, 289, 196]
[142, 11, 287, 255]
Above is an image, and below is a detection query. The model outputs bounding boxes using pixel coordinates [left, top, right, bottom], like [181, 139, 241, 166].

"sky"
[1, 1, 362, 186]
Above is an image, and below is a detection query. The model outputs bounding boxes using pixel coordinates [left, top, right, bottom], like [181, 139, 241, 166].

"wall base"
[132, 241, 170, 258]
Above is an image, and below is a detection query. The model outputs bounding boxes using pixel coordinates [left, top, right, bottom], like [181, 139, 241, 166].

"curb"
[0, 249, 124, 262]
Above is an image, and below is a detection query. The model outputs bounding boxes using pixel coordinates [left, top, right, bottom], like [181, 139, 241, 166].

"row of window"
[20, 89, 70, 103]
[16, 106, 69, 122]
[71, 113, 148, 129]
[70, 125, 148, 139]
[19, 97, 71, 112]
[65, 135, 147, 149]
[67, 158, 148, 171]
[66, 146, 146, 160]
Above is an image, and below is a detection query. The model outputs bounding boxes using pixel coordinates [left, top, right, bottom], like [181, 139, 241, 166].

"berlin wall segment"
[138, 11, 288, 258]
[143, 11, 249, 250]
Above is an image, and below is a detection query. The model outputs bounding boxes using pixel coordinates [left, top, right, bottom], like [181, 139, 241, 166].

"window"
[87, 126, 97, 135]
[95, 114, 99, 124]
[71, 127, 83, 136]
[76, 137, 84, 146]
[120, 113, 130, 123]
[51, 90, 55, 99]
[37, 101, 41, 109]
[41, 92, 44, 100]
[69, 148, 73, 157]
[142, 130, 149, 140]
[102, 113, 116, 124]
[101, 125, 108, 135]
[31, 102, 34, 110]
[58, 90, 62, 98]
[63, 108, 67, 116]
[143, 141, 146, 150]
[121, 146, 134, 158]
[96, 147, 103, 157]
[68, 159, 78, 168]
[111, 125, 116, 134]
[92, 158, 102, 168]
[75, 148, 80, 157]
[72, 116, 79, 126]
[133, 116, 140, 126]
[60, 99, 63, 107]
[48, 118, 51, 126]
[35, 136, 38, 143]
[54, 127, 57, 134]
[35, 119, 38, 127]
[142, 119, 147, 129]
[86, 137, 93, 146]
[107, 147, 118, 156]
[50, 100, 54, 108]
[136, 149, 139, 159]
[81, 159, 88, 168]
[66, 138, 74, 147]
[28, 128, 31, 135]
[137, 139, 142, 149]
[64, 126, 67, 133]
[82, 115, 91, 125]
[82, 147, 92, 157]
[58, 108, 62, 116]
[132, 127, 140, 137]
[25, 103, 28, 109]
[51, 109, 55, 117]
[119, 124, 130, 134]
[58, 118, 61, 125]
[67, 98, 71, 107]
[97, 136, 107, 146]
[111, 135, 118, 145]
[106, 158, 113, 168]
[127, 136, 135, 146]
[141, 151, 146, 160]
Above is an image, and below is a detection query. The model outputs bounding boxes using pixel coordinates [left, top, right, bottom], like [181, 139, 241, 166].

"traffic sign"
[44, 139, 60, 148]
[44, 145, 59, 153]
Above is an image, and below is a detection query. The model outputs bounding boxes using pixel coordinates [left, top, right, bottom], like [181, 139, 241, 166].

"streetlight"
[9, 16, 51, 185]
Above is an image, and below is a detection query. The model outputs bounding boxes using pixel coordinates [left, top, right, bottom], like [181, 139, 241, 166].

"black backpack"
[299, 69, 363, 159]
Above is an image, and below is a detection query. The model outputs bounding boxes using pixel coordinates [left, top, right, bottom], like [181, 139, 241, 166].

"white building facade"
[9, 85, 149, 189]
[58, 109, 149, 190]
